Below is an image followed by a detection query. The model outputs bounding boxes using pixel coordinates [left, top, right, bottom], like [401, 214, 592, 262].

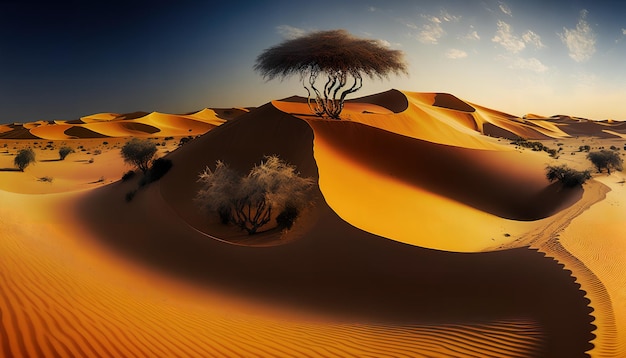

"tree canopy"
[121, 138, 157, 174]
[254, 29, 408, 119]
[587, 150, 623, 175]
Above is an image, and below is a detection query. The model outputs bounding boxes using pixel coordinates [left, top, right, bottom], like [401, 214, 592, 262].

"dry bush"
[14, 148, 35, 171]
[545, 165, 591, 187]
[196, 156, 314, 235]
[59, 146, 75, 160]
[121, 138, 157, 173]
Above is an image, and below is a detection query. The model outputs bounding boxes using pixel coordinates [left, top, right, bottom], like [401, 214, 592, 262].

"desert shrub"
[38, 176, 53, 183]
[58, 146, 75, 160]
[125, 190, 136, 202]
[146, 158, 173, 183]
[546, 165, 592, 187]
[587, 150, 623, 175]
[14, 148, 35, 171]
[196, 156, 314, 235]
[121, 138, 157, 173]
[578, 145, 591, 152]
[93, 149, 102, 155]
[276, 205, 299, 229]
[178, 136, 193, 146]
[122, 170, 136, 181]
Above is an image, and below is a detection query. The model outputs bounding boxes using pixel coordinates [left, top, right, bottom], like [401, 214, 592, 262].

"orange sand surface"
[1, 90, 626, 356]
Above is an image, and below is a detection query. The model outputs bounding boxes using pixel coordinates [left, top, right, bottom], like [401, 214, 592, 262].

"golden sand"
[1, 90, 625, 356]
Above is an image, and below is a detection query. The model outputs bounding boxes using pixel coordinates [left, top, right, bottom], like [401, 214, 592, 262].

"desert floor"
[1, 92, 626, 357]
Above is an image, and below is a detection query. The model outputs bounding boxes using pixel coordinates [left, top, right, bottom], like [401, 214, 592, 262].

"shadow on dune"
[0, 168, 21, 172]
[78, 100, 594, 357]
[308, 120, 582, 221]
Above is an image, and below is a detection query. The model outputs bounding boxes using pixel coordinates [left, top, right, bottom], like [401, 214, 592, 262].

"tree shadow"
[0, 168, 21, 172]
[41, 159, 62, 162]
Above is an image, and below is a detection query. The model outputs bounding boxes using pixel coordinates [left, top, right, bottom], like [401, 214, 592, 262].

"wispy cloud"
[492, 21, 545, 53]
[464, 29, 480, 41]
[558, 10, 596, 62]
[276, 25, 307, 40]
[510, 57, 548, 73]
[622, 28, 626, 35]
[499, 2, 512, 17]
[446, 49, 468, 59]
[522, 30, 545, 49]
[416, 15, 445, 44]
[492, 21, 525, 53]
[409, 10, 460, 45]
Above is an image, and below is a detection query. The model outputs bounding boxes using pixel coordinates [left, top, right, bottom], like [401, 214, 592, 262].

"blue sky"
[2, 1, 626, 123]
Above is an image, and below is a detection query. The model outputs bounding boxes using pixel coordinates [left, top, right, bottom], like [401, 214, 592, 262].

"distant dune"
[1, 90, 625, 357]
[0, 107, 249, 140]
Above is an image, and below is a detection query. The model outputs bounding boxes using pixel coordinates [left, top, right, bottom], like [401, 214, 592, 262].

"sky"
[3, 1, 626, 123]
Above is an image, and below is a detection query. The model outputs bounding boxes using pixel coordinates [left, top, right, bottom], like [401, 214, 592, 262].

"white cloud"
[412, 10, 460, 45]
[439, 9, 461, 22]
[622, 28, 626, 35]
[465, 30, 480, 41]
[493, 21, 545, 53]
[446, 49, 468, 59]
[522, 30, 545, 49]
[368, 6, 377, 12]
[499, 2, 512, 17]
[510, 57, 548, 73]
[558, 10, 596, 62]
[492, 21, 525, 53]
[416, 15, 445, 44]
[276, 25, 307, 40]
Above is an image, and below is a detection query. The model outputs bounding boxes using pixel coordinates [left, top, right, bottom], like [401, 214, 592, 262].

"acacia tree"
[254, 29, 408, 119]
[587, 150, 623, 174]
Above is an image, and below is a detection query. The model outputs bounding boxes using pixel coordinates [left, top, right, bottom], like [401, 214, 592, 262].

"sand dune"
[3, 89, 626, 356]
[0, 107, 245, 140]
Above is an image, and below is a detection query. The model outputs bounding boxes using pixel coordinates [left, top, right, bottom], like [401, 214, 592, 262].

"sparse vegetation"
[545, 165, 592, 187]
[196, 156, 314, 235]
[254, 29, 408, 119]
[587, 150, 623, 175]
[38, 176, 53, 183]
[121, 138, 157, 173]
[59, 146, 75, 160]
[122, 170, 136, 181]
[14, 148, 35, 171]
[511, 138, 559, 157]
[579, 145, 591, 152]
[146, 158, 172, 183]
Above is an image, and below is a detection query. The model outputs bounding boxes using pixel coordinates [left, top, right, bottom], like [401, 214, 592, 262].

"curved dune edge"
[499, 179, 620, 357]
[557, 175, 626, 357]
